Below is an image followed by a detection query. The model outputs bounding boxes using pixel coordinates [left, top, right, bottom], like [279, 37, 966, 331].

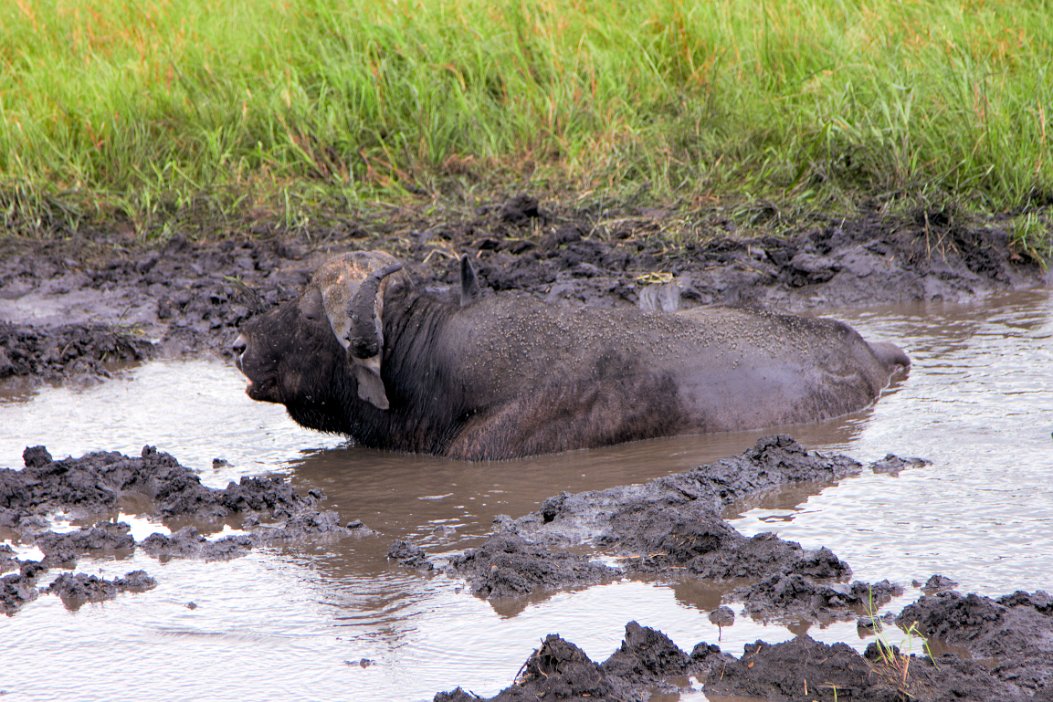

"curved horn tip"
[378, 262, 403, 278]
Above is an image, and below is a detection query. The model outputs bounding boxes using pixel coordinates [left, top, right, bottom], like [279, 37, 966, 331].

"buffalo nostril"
[232, 335, 247, 357]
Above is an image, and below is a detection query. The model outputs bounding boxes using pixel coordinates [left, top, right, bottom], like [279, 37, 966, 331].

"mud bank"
[435, 614, 1035, 702]
[424, 438, 1053, 701]
[398, 437, 906, 623]
[0, 445, 371, 615]
[1, 197, 1046, 385]
[2, 196, 1050, 698]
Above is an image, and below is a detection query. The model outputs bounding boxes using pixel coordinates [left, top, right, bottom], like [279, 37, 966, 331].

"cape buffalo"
[234, 251, 908, 460]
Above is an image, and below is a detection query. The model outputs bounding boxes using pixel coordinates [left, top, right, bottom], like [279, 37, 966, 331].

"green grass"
[864, 590, 937, 696]
[2, 0, 1052, 239]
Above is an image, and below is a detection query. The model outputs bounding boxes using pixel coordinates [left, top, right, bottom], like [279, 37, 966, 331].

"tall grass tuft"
[2, 0, 1051, 236]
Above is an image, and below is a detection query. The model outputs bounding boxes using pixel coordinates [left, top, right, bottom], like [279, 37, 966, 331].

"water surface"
[1, 289, 1049, 701]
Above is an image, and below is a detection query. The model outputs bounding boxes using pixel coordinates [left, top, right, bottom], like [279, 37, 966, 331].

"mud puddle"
[1, 289, 1050, 701]
[731, 288, 1053, 595]
[0, 359, 343, 478]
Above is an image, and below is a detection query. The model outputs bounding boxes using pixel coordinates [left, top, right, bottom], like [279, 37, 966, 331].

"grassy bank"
[1, 0, 1051, 240]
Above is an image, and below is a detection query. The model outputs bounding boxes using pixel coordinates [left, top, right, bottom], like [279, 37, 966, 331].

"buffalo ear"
[459, 255, 480, 307]
[353, 356, 390, 410]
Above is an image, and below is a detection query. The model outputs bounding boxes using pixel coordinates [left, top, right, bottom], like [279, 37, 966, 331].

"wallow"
[234, 251, 908, 460]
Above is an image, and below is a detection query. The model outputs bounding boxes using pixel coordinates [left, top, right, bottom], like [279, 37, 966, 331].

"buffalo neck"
[346, 284, 470, 454]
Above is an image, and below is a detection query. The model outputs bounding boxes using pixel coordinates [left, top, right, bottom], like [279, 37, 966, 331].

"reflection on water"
[286, 415, 868, 554]
[0, 360, 344, 480]
[732, 289, 1053, 594]
[0, 289, 1049, 701]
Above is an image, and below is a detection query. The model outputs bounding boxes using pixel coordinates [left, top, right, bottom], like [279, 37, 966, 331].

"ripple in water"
[1, 290, 1049, 700]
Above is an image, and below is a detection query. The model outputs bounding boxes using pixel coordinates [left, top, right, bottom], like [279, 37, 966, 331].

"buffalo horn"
[347, 262, 403, 359]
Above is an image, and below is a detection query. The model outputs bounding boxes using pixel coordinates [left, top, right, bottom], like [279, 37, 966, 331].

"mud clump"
[250, 509, 369, 542]
[613, 504, 848, 580]
[706, 634, 1024, 702]
[436, 624, 1029, 702]
[446, 533, 617, 599]
[500, 634, 625, 701]
[0, 322, 154, 383]
[899, 590, 1053, 694]
[0, 544, 18, 574]
[708, 605, 735, 628]
[0, 444, 370, 615]
[140, 528, 254, 562]
[600, 621, 693, 694]
[435, 623, 692, 702]
[734, 573, 903, 624]
[434, 436, 891, 623]
[217, 475, 324, 521]
[918, 573, 959, 594]
[32, 522, 135, 567]
[1, 444, 327, 529]
[495, 194, 542, 224]
[47, 570, 158, 610]
[1, 571, 40, 616]
[707, 636, 893, 701]
[516, 435, 863, 549]
[435, 636, 619, 702]
[387, 539, 432, 571]
[871, 454, 932, 474]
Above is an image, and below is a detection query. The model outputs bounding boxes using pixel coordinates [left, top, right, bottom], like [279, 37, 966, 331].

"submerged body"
[235, 252, 908, 460]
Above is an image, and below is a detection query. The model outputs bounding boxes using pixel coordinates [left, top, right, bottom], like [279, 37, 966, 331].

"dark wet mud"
[437, 621, 1029, 702]
[1, 196, 1045, 386]
[2, 195, 1051, 700]
[408, 437, 901, 618]
[396, 436, 1053, 701]
[0, 444, 370, 614]
[899, 590, 1053, 695]
[46, 570, 158, 610]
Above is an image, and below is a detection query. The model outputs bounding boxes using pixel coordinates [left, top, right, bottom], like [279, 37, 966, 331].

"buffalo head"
[233, 251, 406, 424]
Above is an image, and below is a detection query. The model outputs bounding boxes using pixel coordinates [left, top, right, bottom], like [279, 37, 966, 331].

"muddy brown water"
[1, 290, 1050, 701]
